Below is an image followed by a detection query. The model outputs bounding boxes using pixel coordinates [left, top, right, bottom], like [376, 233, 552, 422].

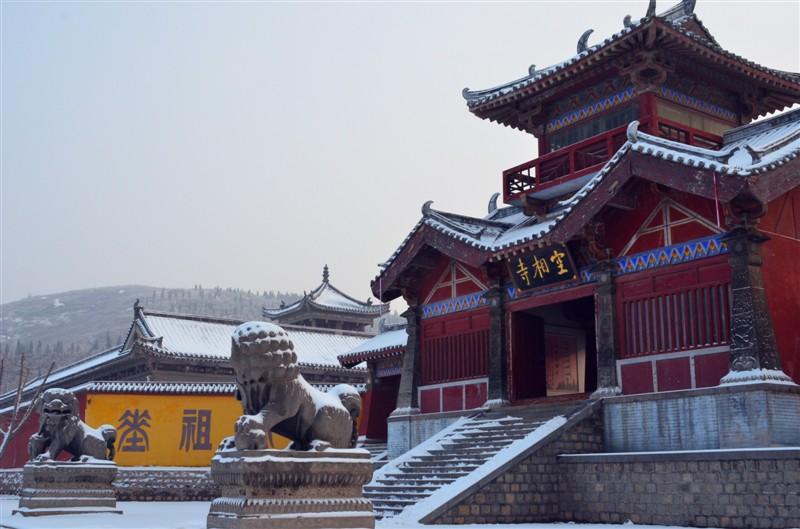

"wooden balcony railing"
[503, 124, 630, 203]
[502, 118, 723, 204]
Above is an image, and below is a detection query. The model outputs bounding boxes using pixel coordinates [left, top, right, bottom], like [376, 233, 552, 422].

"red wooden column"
[592, 260, 622, 397]
[391, 302, 421, 415]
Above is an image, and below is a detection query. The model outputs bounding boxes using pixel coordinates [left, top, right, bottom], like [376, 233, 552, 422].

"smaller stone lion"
[28, 388, 117, 462]
[225, 321, 362, 451]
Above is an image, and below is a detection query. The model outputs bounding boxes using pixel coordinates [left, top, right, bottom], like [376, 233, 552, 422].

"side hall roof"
[129, 307, 371, 370]
[338, 326, 407, 367]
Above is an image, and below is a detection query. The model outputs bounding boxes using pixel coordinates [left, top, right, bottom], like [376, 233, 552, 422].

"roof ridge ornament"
[528, 64, 536, 76]
[422, 200, 434, 217]
[627, 120, 641, 143]
[577, 29, 594, 53]
[488, 192, 500, 214]
[322, 264, 330, 284]
[623, 15, 633, 28]
[682, 0, 696, 15]
[646, 0, 657, 18]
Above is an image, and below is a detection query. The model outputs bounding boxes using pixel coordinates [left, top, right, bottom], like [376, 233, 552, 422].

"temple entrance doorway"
[509, 295, 597, 402]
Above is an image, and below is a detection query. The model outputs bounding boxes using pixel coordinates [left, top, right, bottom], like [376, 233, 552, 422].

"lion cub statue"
[28, 388, 117, 462]
[224, 321, 361, 451]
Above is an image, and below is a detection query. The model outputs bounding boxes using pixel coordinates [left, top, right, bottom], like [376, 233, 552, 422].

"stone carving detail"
[225, 322, 361, 451]
[28, 388, 116, 462]
[731, 355, 758, 371]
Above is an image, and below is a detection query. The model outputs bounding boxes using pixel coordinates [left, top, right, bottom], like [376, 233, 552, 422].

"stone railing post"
[591, 260, 622, 397]
[484, 285, 510, 408]
[720, 224, 794, 384]
[392, 303, 421, 415]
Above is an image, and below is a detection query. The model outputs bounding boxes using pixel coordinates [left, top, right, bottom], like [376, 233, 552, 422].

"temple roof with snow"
[463, 0, 800, 132]
[374, 106, 800, 301]
[0, 302, 370, 408]
[264, 265, 388, 332]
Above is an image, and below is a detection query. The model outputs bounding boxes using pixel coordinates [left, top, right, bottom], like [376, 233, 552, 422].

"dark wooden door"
[510, 312, 546, 401]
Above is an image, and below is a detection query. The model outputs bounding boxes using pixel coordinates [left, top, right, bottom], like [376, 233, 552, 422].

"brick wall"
[559, 451, 800, 529]
[114, 467, 217, 501]
[0, 467, 218, 501]
[431, 408, 604, 524]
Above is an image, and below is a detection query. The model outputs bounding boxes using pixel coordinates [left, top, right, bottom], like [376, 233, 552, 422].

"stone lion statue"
[225, 321, 361, 451]
[28, 388, 117, 462]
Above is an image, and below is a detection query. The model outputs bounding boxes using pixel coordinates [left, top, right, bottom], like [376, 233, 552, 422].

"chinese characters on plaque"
[507, 244, 577, 291]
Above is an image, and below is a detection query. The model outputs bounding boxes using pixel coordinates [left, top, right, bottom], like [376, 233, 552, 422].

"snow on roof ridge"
[724, 107, 800, 144]
[464, 4, 798, 112]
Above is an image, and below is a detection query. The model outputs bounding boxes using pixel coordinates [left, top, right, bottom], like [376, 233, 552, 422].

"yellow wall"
[85, 393, 288, 466]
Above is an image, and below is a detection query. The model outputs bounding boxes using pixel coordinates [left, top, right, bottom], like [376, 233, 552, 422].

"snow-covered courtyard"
[0, 496, 711, 529]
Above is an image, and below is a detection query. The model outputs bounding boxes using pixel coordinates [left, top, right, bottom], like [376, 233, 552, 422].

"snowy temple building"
[352, 2, 800, 526]
[0, 268, 375, 468]
[369, 0, 800, 426]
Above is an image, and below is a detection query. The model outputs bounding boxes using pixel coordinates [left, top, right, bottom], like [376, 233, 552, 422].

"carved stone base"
[590, 386, 622, 399]
[720, 368, 797, 386]
[482, 398, 511, 409]
[13, 459, 121, 517]
[207, 448, 374, 529]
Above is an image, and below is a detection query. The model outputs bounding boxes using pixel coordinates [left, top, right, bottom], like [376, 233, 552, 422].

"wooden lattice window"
[421, 329, 489, 384]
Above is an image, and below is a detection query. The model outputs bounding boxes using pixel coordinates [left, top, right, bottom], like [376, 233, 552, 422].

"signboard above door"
[506, 244, 578, 291]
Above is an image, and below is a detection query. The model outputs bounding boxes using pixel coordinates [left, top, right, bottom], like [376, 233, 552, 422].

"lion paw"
[234, 415, 262, 434]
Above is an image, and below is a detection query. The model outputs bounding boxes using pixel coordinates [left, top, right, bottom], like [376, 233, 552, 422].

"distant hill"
[0, 285, 300, 392]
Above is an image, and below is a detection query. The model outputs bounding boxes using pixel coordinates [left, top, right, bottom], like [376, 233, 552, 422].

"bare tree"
[0, 354, 55, 460]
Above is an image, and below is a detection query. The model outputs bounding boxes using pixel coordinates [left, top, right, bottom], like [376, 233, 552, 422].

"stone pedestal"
[13, 459, 121, 517]
[207, 448, 374, 529]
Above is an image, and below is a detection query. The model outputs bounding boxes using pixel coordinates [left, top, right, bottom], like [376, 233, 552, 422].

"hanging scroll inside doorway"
[545, 327, 586, 396]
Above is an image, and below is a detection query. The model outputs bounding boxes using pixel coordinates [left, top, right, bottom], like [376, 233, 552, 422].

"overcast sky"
[2, 1, 798, 307]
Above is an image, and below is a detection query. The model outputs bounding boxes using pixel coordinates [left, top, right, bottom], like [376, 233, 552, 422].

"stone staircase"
[358, 439, 389, 470]
[364, 400, 586, 520]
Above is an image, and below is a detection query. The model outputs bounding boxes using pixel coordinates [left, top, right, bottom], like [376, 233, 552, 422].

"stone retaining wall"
[430, 405, 604, 524]
[427, 396, 800, 529]
[387, 409, 471, 459]
[603, 383, 800, 452]
[559, 450, 800, 529]
[0, 467, 218, 501]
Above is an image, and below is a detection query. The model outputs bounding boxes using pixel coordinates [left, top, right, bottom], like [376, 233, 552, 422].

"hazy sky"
[2, 1, 798, 307]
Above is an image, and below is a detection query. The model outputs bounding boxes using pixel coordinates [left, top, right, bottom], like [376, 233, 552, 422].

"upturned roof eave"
[464, 16, 800, 122]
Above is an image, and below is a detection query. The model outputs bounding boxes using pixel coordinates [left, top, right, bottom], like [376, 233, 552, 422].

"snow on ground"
[0, 497, 207, 529]
[0, 497, 716, 529]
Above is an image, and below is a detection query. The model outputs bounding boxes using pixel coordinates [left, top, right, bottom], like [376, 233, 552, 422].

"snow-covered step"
[375, 477, 458, 486]
[364, 484, 439, 493]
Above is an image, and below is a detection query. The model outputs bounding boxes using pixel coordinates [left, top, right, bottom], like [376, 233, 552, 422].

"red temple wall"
[615, 256, 731, 394]
[418, 308, 490, 413]
[0, 392, 87, 469]
[760, 187, 800, 384]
